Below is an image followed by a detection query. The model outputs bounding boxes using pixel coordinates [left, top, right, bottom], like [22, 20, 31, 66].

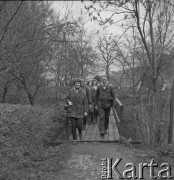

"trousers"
[83, 116, 88, 126]
[98, 107, 111, 133]
[69, 117, 83, 140]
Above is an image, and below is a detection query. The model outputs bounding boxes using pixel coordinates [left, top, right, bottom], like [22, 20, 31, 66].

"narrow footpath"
[56, 142, 153, 180]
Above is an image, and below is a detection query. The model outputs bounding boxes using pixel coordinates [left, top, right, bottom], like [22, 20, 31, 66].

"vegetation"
[0, 103, 71, 179]
[83, 0, 174, 148]
[0, 1, 98, 106]
[1, 0, 174, 177]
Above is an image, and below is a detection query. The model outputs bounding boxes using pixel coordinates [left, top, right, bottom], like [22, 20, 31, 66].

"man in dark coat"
[65, 78, 88, 144]
[95, 76, 116, 137]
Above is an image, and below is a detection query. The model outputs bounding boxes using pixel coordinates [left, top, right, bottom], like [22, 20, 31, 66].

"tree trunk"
[132, 64, 136, 105]
[27, 92, 34, 106]
[24, 86, 37, 106]
[148, 0, 157, 93]
[106, 64, 109, 81]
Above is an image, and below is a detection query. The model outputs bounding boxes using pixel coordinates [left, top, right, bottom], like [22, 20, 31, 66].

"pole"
[168, 78, 174, 144]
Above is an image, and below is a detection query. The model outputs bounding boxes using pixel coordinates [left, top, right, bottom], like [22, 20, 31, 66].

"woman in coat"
[87, 79, 99, 124]
[65, 78, 88, 144]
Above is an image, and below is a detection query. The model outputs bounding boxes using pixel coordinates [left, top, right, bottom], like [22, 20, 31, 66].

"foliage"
[0, 1, 98, 106]
[84, 0, 174, 94]
[0, 103, 70, 179]
[118, 136, 134, 149]
[133, 144, 174, 166]
[96, 35, 117, 80]
[134, 91, 170, 147]
[157, 144, 174, 158]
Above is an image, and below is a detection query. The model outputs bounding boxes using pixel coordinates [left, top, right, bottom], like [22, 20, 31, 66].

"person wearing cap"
[81, 79, 92, 130]
[95, 76, 116, 137]
[65, 78, 88, 144]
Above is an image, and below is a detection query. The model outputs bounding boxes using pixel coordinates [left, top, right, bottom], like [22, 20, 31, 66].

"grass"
[0, 103, 71, 179]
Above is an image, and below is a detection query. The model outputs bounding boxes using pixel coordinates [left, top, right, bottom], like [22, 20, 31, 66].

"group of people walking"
[65, 75, 116, 144]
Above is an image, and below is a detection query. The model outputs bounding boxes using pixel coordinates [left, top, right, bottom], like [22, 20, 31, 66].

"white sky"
[50, 1, 125, 73]
[51, 1, 124, 37]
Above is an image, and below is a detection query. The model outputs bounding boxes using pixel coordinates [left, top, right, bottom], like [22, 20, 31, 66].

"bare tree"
[2, 1, 54, 105]
[0, 1, 24, 73]
[46, 12, 98, 101]
[97, 35, 117, 80]
[85, 0, 174, 93]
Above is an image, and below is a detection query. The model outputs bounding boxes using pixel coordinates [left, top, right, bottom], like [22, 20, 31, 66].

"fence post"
[168, 79, 174, 144]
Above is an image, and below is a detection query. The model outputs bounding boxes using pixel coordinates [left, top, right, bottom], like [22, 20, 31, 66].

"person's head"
[102, 76, 108, 85]
[74, 78, 81, 89]
[87, 80, 93, 87]
[92, 79, 97, 86]
[80, 79, 85, 87]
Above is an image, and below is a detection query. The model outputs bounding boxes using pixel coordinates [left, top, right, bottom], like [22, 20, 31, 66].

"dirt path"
[56, 142, 151, 180]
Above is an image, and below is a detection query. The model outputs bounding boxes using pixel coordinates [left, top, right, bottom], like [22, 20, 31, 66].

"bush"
[0, 103, 69, 179]
[134, 91, 170, 147]
[157, 144, 174, 159]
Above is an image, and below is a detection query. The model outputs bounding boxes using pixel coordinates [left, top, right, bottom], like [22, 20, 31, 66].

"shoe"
[100, 132, 104, 138]
[72, 140, 77, 145]
[79, 134, 83, 141]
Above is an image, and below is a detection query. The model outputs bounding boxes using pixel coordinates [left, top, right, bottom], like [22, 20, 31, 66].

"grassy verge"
[119, 136, 174, 169]
[0, 103, 71, 179]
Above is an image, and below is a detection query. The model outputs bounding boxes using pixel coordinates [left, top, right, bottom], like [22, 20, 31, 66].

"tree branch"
[0, 1, 23, 44]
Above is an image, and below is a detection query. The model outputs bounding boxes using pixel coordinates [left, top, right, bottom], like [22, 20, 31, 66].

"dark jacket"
[65, 88, 88, 118]
[96, 84, 116, 108]
[81, 86, 92, 105]
[88, 86, 97, 104]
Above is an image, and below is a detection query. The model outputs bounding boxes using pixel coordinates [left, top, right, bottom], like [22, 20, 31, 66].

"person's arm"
[95, 86, 99, 107]
[83, 92, 88, 116]
[65, 90, 73, 105]
[110, 85, 116, 107]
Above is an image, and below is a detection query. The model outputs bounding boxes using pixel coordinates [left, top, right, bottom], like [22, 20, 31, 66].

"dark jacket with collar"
[81, 85, 92, 105]
[95, 83, 116, 108]
[65, 88, 88, 118]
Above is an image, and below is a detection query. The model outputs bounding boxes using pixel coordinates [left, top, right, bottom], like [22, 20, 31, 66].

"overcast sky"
[51, 1, 124, 73]
[51, 1, 123, 37]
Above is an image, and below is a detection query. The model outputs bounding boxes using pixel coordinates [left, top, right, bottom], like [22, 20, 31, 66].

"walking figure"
[81, 79, 92, 130]
[65, 78, 88, 144]
[87, 80, 95, 124]
[95, 76, 116, 137]
[92, 78, 99, 123]
[87, 79, 99, 124]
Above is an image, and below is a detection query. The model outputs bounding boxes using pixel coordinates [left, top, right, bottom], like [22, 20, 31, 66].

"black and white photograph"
[0, 0, 174, 179]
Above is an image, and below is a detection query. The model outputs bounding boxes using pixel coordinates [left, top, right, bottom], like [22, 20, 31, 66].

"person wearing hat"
[65, 78, 88, 144]
[95, 76, 116, 137]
